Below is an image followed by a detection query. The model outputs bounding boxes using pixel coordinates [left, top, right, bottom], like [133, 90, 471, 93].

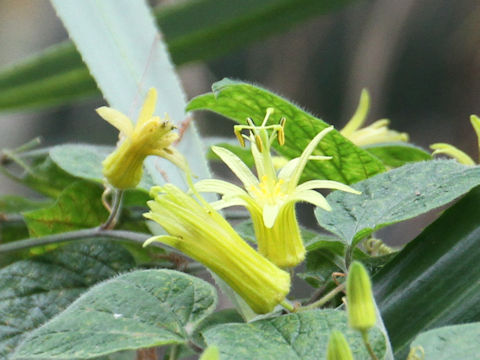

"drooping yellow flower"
[195, 108, 360, 268]
[143, 183, 291, 314]
[341, 89, 409, 146]
[430, 115, 480, 165]
[97, 88, 187, 189]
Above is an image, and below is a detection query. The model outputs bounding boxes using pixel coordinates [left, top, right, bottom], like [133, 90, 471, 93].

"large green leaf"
[0, 241, 135, 359]
[187, 79, 385, 184]
[50, 0, 209, 191]
[203, 310, 386, 359]
[373, 186, 480, 356]
[365, 143, 432, 168]
[13, 269, 217, 359]
[0, 0, 355, 112]
[409, 323, 480, 360]
[315, 160, 480, 246]
[23, 181, 107, 237]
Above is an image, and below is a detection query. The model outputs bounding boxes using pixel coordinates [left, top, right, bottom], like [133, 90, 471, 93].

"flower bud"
[327, 330, 353, 360]
[346, 261, 376, 331]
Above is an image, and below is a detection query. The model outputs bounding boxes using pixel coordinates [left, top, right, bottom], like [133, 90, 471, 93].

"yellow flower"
[346, 261, 376, 332]
[340, 89, 409, 146]
[430, 115, 480, 165]
[97, 88, 187, 189]
[143, 184, 291, 314]
[195, 108, 360, 268]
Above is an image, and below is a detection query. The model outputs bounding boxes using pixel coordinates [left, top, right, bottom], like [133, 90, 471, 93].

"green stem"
[0, 227, 151, 253]
[101, 189, 124, 230]
[169, 345, 179, 360]
[345, 245, 354, 269]
[280, 300, 295, 312]
[298, 283, 345, 312]
[362, 330, 379, 360]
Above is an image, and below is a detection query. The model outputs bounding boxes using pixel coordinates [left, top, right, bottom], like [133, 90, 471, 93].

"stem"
[362, 331, 379, 360]
[0, 227, 151, 253]
[168, 345, 178, 360]
[345, 245, 353, 269]
[280, 300, 295, 312]
[299, 283, 345, 312]
[101, 189, 124, 230]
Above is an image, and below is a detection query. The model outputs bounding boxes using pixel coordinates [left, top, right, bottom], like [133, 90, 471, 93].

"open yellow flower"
[430, 115, 480, 165]
[341, 89, 409, 146]
[195, 109, 360, 268]
[143, 184, 291, 314]
[97, 88, 187, 189]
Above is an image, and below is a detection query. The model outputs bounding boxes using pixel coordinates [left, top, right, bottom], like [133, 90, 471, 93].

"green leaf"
[23, 181, 107, 237]
[365, 143, 432, 168]
[298, 246, 346, 288]
[373, 186, 480, 356]
[409, 323, 480, 360]
[0, 0, 355, 112]
[192, 309, 244, 348]
[50, 0, 210, 191]
[315, 160, 480, 246]
[0, 196, 51, 214]
[49, 144, 155, 192]
[187, 79, 385, 184]
[203, 310, 386, 359]
[13, 269, 217, 359]
[0, 241, 135, 359]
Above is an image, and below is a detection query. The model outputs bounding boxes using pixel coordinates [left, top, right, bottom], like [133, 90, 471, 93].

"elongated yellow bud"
[346, 261, 376, 331]
[327, 330, 353, 360]
[144, 184, 291, 314]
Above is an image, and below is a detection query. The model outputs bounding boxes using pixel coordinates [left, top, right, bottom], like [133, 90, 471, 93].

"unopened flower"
[346, 261, 376, 332]
[430, 115, 480, 165]
[195, 108, 359, 268]
[327, 330, 353, 360]
[97, 88, 187, 189]
[143, 184, 290, 314]
[341, 89, 408, 146]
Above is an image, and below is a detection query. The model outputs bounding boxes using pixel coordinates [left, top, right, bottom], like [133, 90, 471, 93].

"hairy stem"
[299, 283, 345, 312]
[362, 331, 379, 360]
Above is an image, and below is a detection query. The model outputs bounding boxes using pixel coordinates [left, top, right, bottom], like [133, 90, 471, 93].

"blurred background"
[0, 0, 479, 245]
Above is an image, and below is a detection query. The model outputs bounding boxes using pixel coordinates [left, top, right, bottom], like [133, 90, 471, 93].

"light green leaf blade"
[374, 186, 480, 357]
[51, 0, 209, 189]
[410, 323, 480, 360]
[187, 78, 385, 184]
[0, 241, 135, 359]
[0, 0, 356, 112]
[315, 160, 480, 245]
[13, 269, 217, 359]
[365, 143, 432, 168]
[203, 310, 386, 360]
[23, 181, 107, 237]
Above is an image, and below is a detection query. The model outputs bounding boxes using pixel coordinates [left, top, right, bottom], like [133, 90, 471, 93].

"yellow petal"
[263, 203, 281, 228]
[96, 107, 134, 137]
[296, 180, 361, 194]
[341, 89, 370, 137]
[211, 146, 259, 189]
[137, 88, 157, 127]
[289, 189, 331, 211]
[430, 143, 475, 165]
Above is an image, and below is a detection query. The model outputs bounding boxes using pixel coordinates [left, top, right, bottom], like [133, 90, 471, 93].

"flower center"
[250, 175, 286, 205]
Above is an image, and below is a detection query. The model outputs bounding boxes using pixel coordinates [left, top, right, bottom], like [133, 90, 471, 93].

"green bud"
[326, 330, 353, 360]
[346, 261, 376, 331]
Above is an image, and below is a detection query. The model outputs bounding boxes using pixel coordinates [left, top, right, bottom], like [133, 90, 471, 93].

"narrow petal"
[296, 180, 361, 194]
[96, 107, 134, 136]
[278, 158, 300, 180]
[195, 179, 247, 196]
[289, 126, 334, 190]
[210, 197, 247, 210]
[263, 203, 281, 228]
[212, 146, 259, 189]
[137, 88, 157, 127]
[143, 235, 179, 247]
[341, 89, 369, 136]
[430, 143, 475, 165]
[289, 189, 332, 211]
